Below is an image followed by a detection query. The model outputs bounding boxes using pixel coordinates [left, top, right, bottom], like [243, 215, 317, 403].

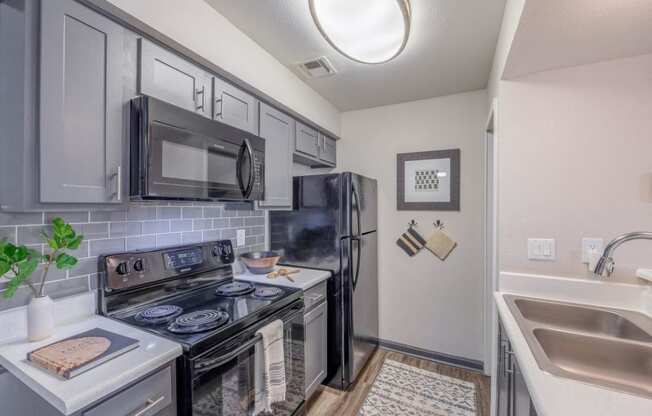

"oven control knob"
[133, 259, 144, 272]
[116, 262, 129, 275]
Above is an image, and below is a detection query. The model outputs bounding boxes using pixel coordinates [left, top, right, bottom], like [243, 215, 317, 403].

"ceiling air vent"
[297, 57, 336, 78]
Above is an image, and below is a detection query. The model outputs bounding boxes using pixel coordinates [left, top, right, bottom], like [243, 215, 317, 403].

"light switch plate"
[528, 238, 556, 261]
[582, 238, 604, 263]
[237, 229, 246, 247]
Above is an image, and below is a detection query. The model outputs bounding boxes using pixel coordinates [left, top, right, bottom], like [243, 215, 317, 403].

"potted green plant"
[0, 218, 83, 341]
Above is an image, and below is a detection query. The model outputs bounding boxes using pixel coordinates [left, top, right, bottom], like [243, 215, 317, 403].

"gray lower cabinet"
[40, 0, 125, 204]
[213, 77, 259, 134]
[497, 319, 537, 416]
[258, 103, 293, 209]
[304, 282, 328, 399]
[83, 365, 175, 416]
[138, 39, 212, 118]
[0, 362, 176, 416]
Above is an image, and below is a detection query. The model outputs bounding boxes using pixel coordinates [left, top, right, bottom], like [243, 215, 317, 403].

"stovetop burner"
[215, 281, 255, 297]
[134, 304, 183, 325]
[252, 286, 284, 299]
[168, 309, 230, 334]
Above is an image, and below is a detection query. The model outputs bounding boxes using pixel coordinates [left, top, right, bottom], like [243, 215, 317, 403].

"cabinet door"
[496, 321, 511, 416]
[138, 39, 211, 118]
[304, 301, 328, 398]
[40, 0, 124, 203]
[295, 122, 320, 159]
[318, 134, 336, 165]
[213, 77, 258, 134]
[258, 103, 293, 209]
[512, 358, 533, 416]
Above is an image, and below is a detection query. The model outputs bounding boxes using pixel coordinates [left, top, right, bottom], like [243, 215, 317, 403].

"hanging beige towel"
[254, 319, 286, 415]
[425, 229, 457, 260]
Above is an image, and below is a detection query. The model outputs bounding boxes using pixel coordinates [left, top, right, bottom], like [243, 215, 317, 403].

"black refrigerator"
[270, 172, 379, 390]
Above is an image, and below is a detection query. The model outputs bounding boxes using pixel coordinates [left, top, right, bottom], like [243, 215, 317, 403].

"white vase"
[27, 295, 55, 342]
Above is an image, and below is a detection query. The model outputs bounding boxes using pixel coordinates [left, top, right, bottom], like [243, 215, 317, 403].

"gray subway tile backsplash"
[142, 220, 170, 234]
[156, 232, 182, 247]
[170, 219, 193, 232]
[182, 207, 203, 219]
[45, 211, 89, 224]
[0, 227, 16, 243]
[156, 207, 181, 220]
[0, 202, 266, 311]
[126, 235, 157, 250]
[0, 212, 43, 226]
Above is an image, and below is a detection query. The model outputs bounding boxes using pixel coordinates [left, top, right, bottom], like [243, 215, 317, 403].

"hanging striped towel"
[254, 319, 286, 414]
[396, 227, 426, 256]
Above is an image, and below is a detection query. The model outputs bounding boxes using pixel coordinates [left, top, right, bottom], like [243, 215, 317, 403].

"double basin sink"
[504, 295, 652, 398]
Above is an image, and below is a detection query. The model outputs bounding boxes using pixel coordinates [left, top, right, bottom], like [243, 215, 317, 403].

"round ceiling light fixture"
[309, 0, 412, 65]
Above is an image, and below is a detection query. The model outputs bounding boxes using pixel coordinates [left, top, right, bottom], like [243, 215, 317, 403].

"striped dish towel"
[396, 227, 427, 256]
[254, 319, 286, 414]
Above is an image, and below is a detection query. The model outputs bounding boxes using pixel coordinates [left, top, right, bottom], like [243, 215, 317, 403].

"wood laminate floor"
[306, 349, 491, 416]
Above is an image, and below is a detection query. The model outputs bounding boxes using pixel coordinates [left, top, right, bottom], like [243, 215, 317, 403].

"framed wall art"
[397, 149, 460, 211]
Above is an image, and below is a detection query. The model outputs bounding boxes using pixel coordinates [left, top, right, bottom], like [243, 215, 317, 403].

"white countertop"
[235, 266, 331, 291]
[0, 294, 182, 415]
[496, 272, 652, 416]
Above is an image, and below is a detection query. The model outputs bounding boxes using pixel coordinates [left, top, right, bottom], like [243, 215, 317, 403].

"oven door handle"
[194, 334, 262, 375]
[193, 305, 303, 375]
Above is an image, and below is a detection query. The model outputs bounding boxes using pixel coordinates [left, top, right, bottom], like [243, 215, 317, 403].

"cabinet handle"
[195, 86, 205, 111]
[215, 98, 223, 117]
[111, 165, 122, 202]
[130, 395, 165, 416]
[308, 294, 324, 303]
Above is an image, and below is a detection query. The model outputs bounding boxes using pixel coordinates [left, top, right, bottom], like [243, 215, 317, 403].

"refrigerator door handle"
[352, 236, 362, 291]
[352, 184, 362, 238]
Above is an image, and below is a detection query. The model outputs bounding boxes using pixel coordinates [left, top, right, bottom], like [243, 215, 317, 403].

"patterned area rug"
[358, 359, 477, 416]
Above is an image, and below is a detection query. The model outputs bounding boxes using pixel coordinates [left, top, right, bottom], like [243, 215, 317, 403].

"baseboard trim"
[378, 339, 484, 372]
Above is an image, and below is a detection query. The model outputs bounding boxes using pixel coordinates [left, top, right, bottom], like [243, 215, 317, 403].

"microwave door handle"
[243, 138, 255, 198]
[236, 141, 247, 195]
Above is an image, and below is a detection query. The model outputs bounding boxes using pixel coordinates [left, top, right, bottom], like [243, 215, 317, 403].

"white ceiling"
[504, 0, 652, 79]
[205, 0, 506, 111]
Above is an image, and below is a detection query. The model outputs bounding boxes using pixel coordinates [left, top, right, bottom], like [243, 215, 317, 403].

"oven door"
[144, 120, 257, 201]
[189, 302, 305, 416]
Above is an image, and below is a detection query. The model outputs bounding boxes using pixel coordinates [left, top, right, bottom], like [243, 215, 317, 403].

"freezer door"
[349, 174, 377, 235]
[343, 231, 379, 386]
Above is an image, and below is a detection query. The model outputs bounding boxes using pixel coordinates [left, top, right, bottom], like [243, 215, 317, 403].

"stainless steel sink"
[513, 297, 652, 343]
[504, 295, 652, 398]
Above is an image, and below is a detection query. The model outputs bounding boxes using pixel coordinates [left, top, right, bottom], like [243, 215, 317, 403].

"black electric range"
[98, 240, 306, 416]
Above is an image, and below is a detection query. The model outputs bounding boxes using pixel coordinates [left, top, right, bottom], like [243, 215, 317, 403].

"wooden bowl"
[240, 251, 281, 274]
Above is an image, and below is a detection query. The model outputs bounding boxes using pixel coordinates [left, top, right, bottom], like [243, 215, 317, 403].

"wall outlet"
[582, 238, 604, 263]
[237, 229, 246, 247]
[528, 238, 556, 261]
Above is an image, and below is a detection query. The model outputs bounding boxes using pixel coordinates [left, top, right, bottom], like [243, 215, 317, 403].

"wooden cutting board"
[28, 337, 111, 378]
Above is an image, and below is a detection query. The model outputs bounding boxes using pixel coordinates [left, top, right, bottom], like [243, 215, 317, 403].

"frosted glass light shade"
[309, 0, 411, 64]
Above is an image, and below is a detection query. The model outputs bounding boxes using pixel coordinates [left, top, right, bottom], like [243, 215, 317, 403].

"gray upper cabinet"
[258, 103, 293, 209]
[212, 77, 259, 134]
[40, 0, 124, 204]
[294, 122, 320, 159]
[138, 39, 212, 118]
[318, 134, 337, 166]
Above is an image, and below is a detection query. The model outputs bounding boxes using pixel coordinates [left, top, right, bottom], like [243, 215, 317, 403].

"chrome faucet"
[593, 232, 652, 277]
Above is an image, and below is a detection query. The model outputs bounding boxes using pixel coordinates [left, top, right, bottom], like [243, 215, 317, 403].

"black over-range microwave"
[130, 95, 265, 202]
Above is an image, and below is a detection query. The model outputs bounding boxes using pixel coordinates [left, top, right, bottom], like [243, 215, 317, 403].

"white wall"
[107, 0, 340, 135]
[339, 90, 488, 362]
[498, 53, 652, 282]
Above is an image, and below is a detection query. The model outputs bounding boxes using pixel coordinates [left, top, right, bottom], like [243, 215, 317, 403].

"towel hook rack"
[408, 219, 418, 228]
[433, 219, 445, 229]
